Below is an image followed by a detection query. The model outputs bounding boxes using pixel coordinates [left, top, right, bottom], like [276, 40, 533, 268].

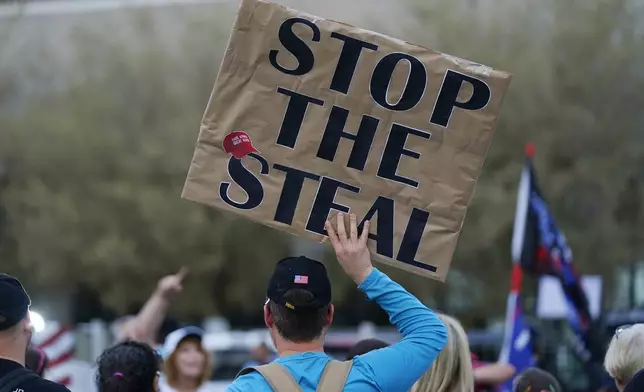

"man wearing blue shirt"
[228, 213, 448, 391]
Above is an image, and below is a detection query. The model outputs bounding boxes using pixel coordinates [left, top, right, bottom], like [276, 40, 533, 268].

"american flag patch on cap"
[294, 275, 309, 284]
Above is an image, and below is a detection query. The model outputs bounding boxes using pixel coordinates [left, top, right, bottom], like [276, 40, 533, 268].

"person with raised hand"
[118, 267, 188, 347]
[228, 213, 448, 392]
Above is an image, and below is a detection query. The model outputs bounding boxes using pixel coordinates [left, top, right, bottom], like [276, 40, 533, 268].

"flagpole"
[510, 143, 533, 264]
[499, 143, 533, 365]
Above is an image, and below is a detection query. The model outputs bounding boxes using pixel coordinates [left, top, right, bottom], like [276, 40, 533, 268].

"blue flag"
[499, 145, 537, 391]
[499, 270, 535, 392]
[520, 158, 602, 364]
[507, 146, 606, 388]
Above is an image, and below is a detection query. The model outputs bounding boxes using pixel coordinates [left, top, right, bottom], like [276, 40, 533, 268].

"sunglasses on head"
[615, 324, 633, 339]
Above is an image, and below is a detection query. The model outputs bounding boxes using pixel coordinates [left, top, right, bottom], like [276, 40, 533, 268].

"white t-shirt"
[158, 376, 224, 392]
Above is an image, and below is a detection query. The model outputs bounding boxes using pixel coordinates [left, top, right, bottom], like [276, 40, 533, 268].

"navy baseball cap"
[0, 274, 31, 331]
[267, 256, 331, 312]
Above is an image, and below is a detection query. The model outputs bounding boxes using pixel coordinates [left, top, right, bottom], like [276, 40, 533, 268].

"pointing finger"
[176, 267, 188, 280]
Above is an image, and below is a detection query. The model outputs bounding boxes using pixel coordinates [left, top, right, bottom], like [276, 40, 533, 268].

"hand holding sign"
[326, 213, 373, 285]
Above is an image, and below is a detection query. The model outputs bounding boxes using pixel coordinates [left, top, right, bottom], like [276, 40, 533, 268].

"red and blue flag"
[503, 145, 605, 387]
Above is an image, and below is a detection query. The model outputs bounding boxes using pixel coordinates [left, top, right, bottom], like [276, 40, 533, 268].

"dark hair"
[268, 289, 330, 343]
[346, 339, 389, 360]
[25, 347, 49, 376]
[513, 367, 562, 392]
[96, 341, 160, 392]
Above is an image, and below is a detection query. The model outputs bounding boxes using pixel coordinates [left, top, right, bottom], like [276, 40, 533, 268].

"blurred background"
[0, 0, 642, 391]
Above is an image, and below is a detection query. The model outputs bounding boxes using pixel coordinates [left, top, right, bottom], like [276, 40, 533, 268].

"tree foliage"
[0, 0, 642, 324]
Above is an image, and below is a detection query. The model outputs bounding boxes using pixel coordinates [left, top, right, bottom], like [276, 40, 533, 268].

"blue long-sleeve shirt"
[227, 268, 448, 392]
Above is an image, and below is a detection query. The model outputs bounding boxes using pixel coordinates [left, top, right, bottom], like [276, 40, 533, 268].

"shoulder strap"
[315, 360, 354, 392]
[236, 363, 303, 392]
[0, 367, 39, 392]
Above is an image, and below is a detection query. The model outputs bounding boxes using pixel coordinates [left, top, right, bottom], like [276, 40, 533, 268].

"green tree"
[0, 5, 292, 318]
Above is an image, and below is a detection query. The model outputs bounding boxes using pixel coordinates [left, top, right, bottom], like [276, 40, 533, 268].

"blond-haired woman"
[412, 314, 474, 392]
[604, 324, 644, 392]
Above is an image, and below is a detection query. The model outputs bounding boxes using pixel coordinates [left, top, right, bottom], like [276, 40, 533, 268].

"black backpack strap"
[0, 367, 39, 392]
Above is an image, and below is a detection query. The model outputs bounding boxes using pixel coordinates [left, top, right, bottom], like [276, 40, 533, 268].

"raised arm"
[117, 268, 186, 345]
[325, 214, 448, 392]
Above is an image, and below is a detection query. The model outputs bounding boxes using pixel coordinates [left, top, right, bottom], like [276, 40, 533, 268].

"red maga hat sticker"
[223, 131, 259, 159]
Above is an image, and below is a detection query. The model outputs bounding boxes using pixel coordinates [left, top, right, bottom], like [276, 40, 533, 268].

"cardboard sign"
[182, 0, 512, 281]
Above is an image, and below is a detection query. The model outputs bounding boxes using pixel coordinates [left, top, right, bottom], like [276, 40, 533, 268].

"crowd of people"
[1, 213, 643, 391]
